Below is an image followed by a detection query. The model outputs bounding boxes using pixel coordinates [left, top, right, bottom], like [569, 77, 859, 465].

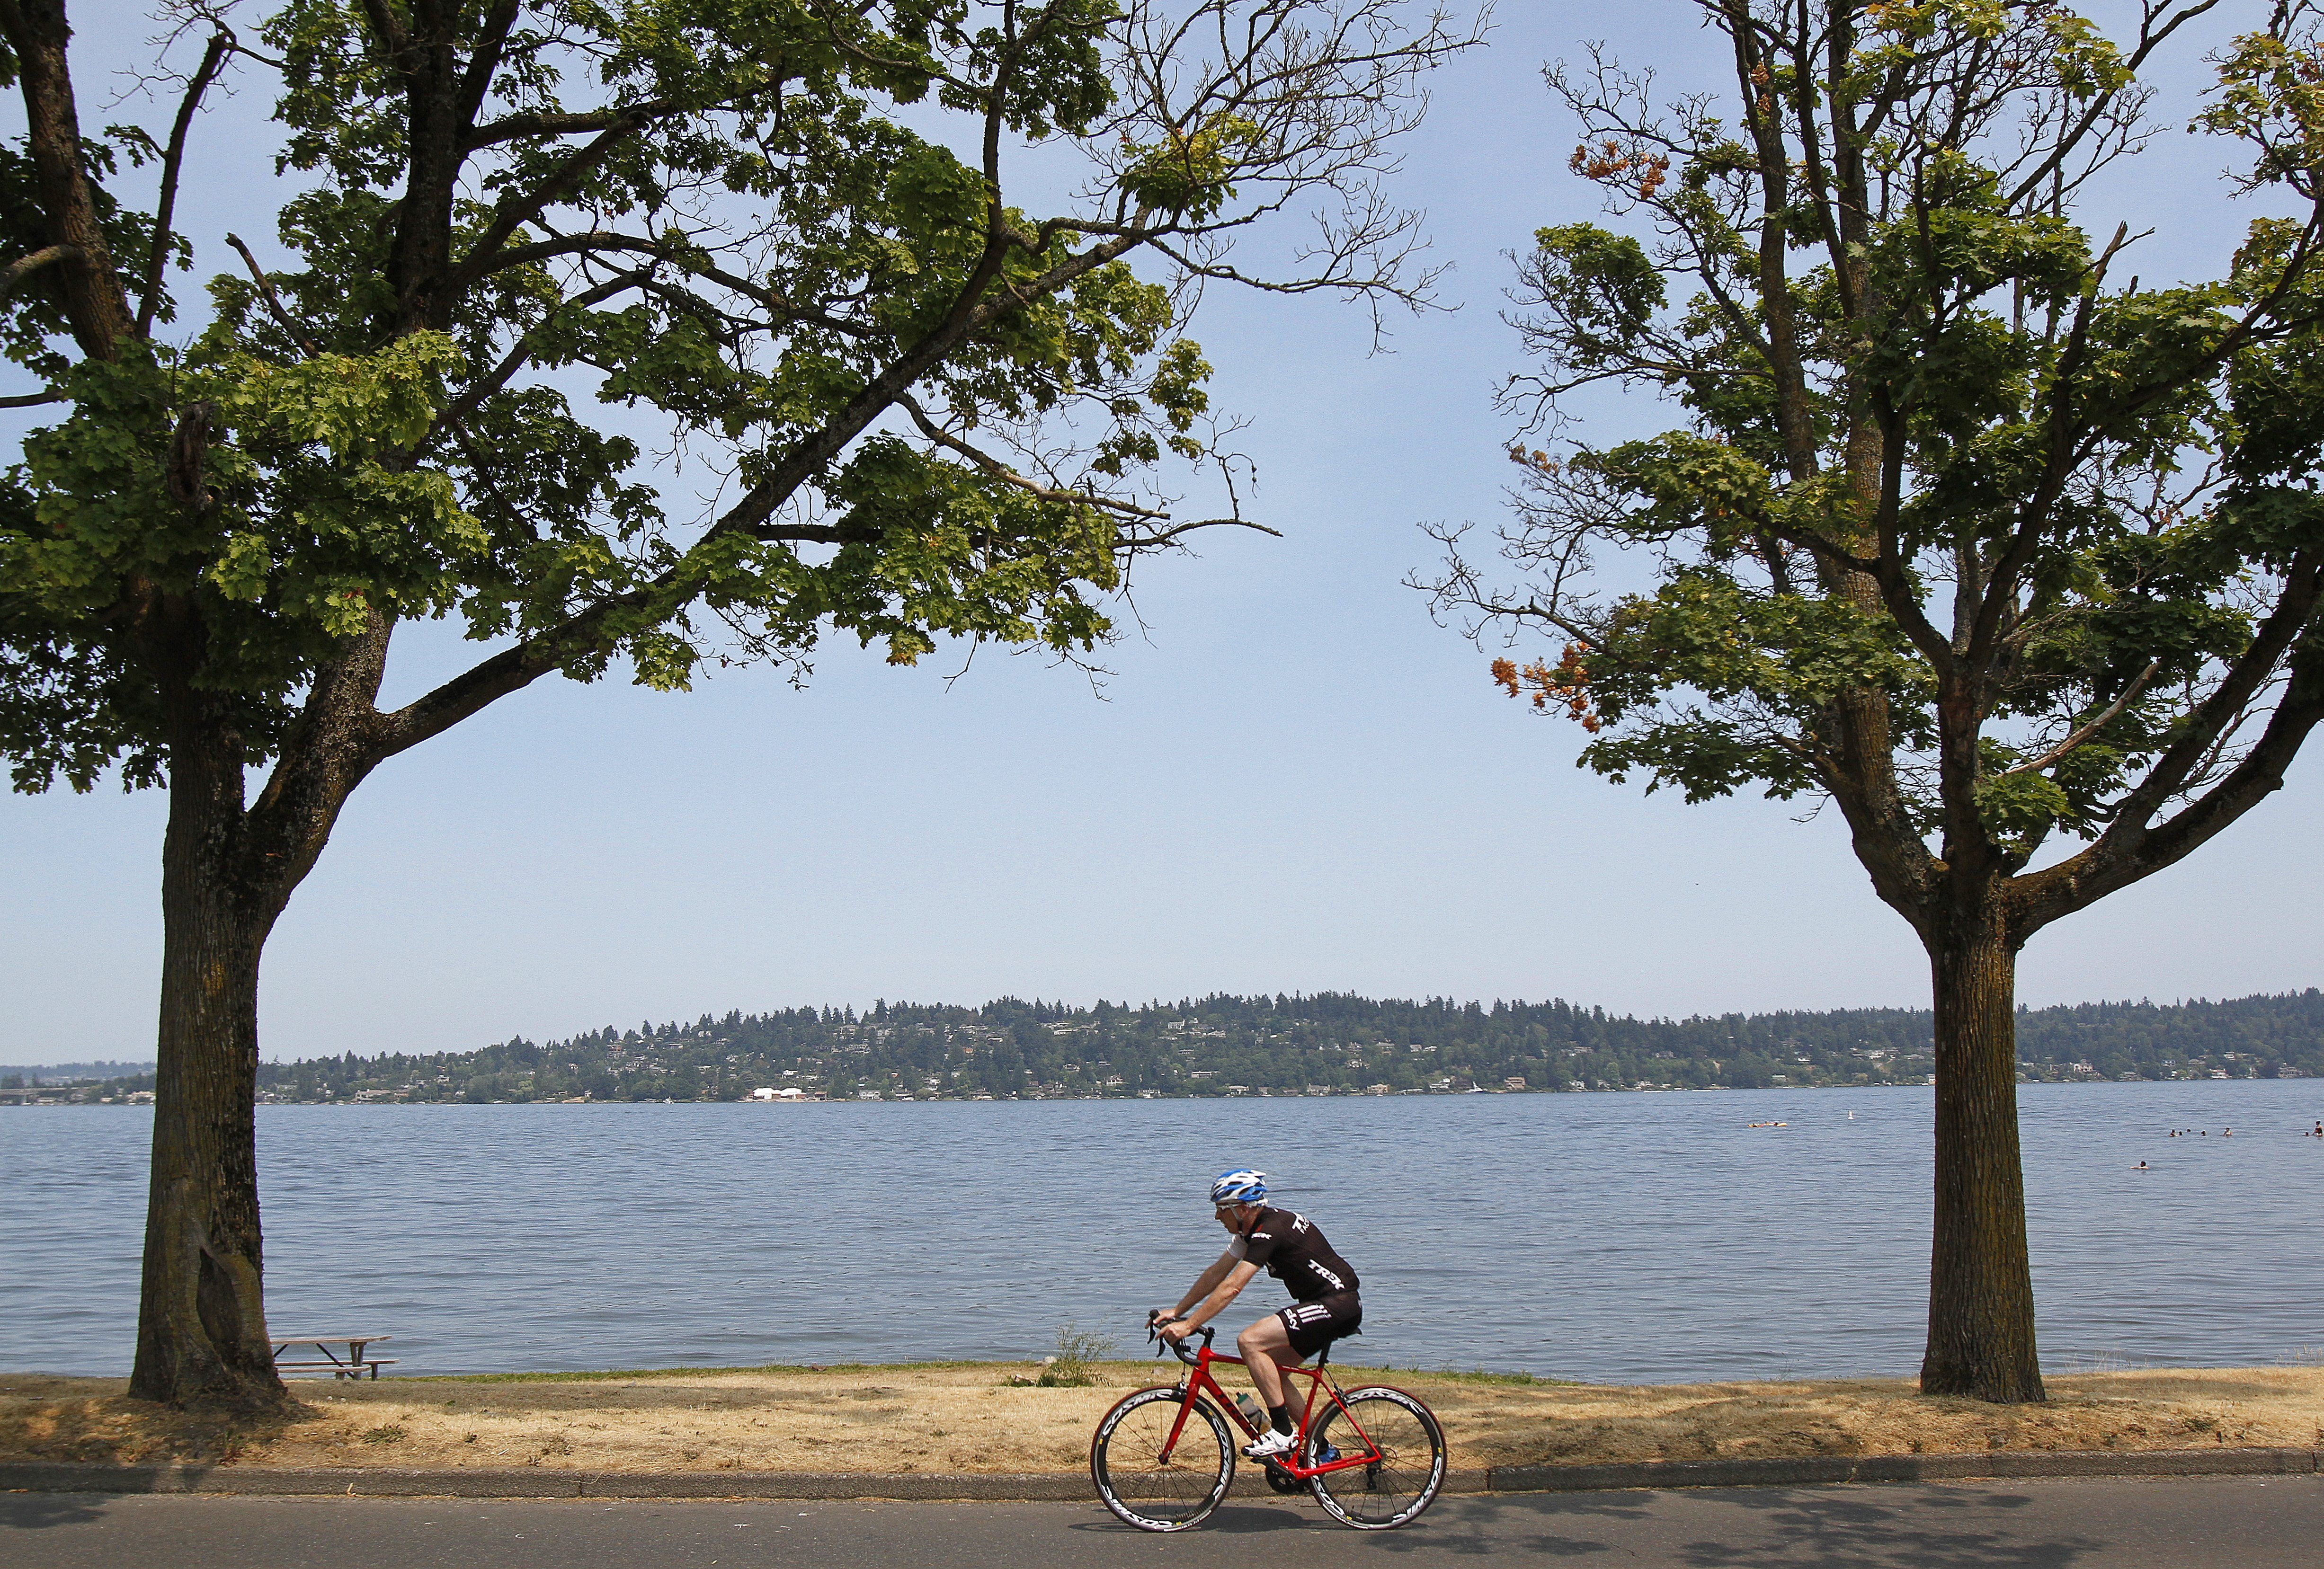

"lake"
[3, 1080, 2319, 1383]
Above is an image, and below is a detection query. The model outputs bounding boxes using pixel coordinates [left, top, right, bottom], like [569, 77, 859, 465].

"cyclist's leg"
[1235, 1314, 1306, 1412]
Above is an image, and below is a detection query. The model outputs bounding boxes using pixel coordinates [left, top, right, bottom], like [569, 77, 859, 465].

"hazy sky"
[3, 3, 2316, 1064]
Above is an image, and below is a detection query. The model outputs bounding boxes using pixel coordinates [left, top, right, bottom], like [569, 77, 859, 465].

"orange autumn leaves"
[1491, 647, 1602, 733]
[1569, 137, 1670, 201]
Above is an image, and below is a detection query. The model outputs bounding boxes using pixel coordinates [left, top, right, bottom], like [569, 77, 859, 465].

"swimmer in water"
[2136, 1161, 2149, 1170]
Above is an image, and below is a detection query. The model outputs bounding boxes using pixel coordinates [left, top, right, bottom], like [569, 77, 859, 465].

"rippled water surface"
[5, 1081, 2321, 1381]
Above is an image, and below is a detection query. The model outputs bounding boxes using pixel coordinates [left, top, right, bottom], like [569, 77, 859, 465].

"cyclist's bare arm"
[1161, 1256, 1262, 1341]
[1171, 1250, 1237, 1312]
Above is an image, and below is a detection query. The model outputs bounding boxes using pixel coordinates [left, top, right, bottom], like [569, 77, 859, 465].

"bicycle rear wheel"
[1089, 1385, 1236, 1532]
[1303, 1385, 1446, 1530]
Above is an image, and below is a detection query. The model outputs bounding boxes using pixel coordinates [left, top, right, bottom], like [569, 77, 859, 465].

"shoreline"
[14, 1078, 2324, 1108]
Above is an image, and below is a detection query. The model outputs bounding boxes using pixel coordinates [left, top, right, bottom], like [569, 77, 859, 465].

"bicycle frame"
[1157, 1336, 1380, 1481]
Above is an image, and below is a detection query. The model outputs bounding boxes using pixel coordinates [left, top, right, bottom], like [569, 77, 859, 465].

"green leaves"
[1120, 114, 1260, 221]
[1517, 224, 1665, 374]
[6, 333, 486, 703]
[222, 333, 466, 460]
[1568, 567, 1929, 804]
[814, 433, 1117, 665]
[885, 144, 989, 242]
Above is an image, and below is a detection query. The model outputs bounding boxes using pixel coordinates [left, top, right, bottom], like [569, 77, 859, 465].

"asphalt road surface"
[8, 1476, 2324, 1567]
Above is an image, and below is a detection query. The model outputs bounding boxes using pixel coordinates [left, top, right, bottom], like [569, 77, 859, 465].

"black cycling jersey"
[1229, 1206, 1360, 1302]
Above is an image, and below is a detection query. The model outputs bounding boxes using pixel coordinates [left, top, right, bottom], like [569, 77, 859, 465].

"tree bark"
[1919, 903, 2044, 1402]
[127, 683, 284, 1408]
[0, 0, 137, 356]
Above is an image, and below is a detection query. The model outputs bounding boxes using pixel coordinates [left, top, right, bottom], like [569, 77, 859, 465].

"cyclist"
[1154, 1170, 1362, 1459]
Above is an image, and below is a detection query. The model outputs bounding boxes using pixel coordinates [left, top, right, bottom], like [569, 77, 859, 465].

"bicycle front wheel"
[1303, 1385, 1446, 1530]
[1089, 1385, 1236, 1532]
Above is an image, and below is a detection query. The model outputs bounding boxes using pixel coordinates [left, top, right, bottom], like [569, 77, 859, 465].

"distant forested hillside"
[17, 992, 2319, 1107]
[226, 988, 2324, 1104]
[0, 1060, 155, 1083]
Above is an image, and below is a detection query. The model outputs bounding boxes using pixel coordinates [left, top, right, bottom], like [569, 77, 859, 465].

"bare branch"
[135, 28, 229, 337]
[224, 232, 320, 355]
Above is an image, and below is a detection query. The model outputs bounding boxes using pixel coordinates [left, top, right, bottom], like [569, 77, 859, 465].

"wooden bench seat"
[273, 1357, 398, 1379]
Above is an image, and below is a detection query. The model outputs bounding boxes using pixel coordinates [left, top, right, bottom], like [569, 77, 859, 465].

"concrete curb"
[3, 1449, 2314, 1502]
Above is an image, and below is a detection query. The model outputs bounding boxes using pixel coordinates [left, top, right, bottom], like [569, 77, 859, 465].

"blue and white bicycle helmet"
[1210, 1169, 1268, 1205]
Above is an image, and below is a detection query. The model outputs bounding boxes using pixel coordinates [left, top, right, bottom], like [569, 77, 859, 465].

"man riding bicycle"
[1153, 1170, 1362, 1459]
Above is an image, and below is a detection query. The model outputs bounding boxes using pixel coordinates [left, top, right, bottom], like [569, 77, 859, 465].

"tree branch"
[0, 0, 137, 357]
[2093, 554, 2324, 844]
[0, 241, 79, 301]
[2019, 613, 2324, 933]
[461, 98, 686, 153]
[136, 28, 229, 337]
[225, 233, 320, 355]
[455, 0, 523, 133]
[422, 268, 656, 452]
[895, 390, 1165, 520]
[2000, 659, 2163, 776]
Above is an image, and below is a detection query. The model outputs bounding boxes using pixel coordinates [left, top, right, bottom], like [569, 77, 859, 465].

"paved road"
[7, 1476, 2323, 1567]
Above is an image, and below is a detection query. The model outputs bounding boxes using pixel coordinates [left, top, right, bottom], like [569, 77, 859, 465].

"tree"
[0, 0, 1476, 1406]
[1423, 0, 2324, 1400]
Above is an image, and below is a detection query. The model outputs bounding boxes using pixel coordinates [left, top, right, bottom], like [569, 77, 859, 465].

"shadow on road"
[1505, 1486, 2099, 1568]
[1067, 1485, 2107, 1564]
[1, 1492, 113, 1531]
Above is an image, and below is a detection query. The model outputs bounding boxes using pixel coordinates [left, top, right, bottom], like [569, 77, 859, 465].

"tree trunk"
[127, 694, 284, 1408]
[1919, 909, 2044, 1402]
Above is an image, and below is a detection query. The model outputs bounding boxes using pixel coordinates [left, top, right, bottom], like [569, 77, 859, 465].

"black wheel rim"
[1306, 1391, 1442, 1528]
[1094, 1392, 1232, 1530]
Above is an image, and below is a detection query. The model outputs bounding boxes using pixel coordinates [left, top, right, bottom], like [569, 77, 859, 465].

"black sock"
[1269, 1405, 1293, 1435]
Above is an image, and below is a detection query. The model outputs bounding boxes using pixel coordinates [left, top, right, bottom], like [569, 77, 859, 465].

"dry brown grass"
[5, 1363, 2321, 1475]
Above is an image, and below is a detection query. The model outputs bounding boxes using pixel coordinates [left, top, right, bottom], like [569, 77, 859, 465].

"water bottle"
[1234, 1392, 1264, 1428]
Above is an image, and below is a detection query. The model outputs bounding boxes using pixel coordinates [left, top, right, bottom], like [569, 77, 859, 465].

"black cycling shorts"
[1277, 1291, 1362, 1358]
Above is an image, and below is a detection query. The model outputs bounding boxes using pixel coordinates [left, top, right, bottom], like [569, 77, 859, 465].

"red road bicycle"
[1087, 1321, 1446, 1532]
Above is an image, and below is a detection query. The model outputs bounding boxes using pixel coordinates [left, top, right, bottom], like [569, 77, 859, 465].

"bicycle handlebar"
[1146, 1313, 1216, 1366]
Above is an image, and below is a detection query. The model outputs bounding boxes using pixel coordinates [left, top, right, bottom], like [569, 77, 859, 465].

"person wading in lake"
[1153, 1170, 1363, 1459]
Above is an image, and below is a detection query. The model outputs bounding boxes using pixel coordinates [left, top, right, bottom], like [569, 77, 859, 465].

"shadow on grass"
[0, 1383, 325, 1467]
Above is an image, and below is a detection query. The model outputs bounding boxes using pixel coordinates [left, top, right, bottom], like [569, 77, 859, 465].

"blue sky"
[2, 2, 2317, 1064]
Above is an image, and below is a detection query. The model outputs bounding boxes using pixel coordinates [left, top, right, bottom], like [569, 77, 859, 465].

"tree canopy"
[4, 0, 1475, 804]
[1442, 0, 2324, 910]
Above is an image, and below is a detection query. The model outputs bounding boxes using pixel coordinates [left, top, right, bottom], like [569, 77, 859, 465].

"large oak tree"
[1424, 0, 2324, 1400]
[0, 0, 1476, 1405]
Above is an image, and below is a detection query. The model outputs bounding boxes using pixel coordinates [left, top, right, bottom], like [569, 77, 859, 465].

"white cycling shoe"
[1241, 1427, 1298, 1459]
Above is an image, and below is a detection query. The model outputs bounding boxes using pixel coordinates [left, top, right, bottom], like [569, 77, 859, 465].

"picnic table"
[270, 1335, 396, 1380]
